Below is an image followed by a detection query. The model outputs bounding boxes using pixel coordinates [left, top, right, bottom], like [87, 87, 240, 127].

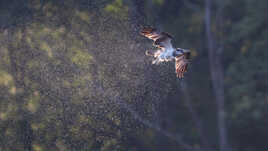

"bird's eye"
[177, 49, 182, 52]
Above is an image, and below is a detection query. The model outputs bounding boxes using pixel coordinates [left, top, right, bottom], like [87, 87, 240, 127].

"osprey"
[140, 27, 191, 78]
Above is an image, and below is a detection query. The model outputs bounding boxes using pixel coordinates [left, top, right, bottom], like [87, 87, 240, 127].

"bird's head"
[174, 48, 191, 59]
[176, 48, 190, 53]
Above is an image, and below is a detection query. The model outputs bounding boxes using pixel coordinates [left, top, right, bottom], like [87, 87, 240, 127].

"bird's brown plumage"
[140, 27, 173, 49]
[175, 52, 190, 78]
[140, 27, 191, 78]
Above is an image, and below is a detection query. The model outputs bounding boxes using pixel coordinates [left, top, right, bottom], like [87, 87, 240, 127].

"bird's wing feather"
[140, 27, 173, 49]
[175, 52, 191, 78]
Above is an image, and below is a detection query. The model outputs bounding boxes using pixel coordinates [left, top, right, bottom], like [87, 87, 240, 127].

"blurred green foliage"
[0, 0, 267, 151]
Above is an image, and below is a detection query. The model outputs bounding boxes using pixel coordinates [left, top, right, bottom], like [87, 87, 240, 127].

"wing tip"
[175, 59, 189, 79]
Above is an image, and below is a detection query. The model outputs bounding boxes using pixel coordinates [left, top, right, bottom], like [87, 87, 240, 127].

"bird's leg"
[152, 58, 161, 65]
[146, 49, 159, 64]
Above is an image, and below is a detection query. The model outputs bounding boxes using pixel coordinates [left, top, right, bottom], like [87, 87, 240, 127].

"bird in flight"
[140, 27, 191, 78]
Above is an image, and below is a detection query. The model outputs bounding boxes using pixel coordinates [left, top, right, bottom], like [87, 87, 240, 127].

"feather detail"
[140, 27, 191, 78]
[175, 52, 191, 78]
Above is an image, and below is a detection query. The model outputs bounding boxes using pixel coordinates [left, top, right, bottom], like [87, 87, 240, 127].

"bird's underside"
[140, 27, 191, 78]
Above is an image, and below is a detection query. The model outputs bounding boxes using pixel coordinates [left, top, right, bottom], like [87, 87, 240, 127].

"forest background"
[0, 0, 267, 151]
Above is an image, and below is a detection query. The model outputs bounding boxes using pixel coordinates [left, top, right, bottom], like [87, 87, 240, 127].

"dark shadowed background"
[0, 0, 268, 151]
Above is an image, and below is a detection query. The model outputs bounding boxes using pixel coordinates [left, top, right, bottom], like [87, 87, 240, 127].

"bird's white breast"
[158, 47, 175, 61]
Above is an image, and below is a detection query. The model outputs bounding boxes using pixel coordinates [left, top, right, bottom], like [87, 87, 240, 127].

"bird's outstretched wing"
[140, 27, 173, 49]
[175, 52, 191, 78]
